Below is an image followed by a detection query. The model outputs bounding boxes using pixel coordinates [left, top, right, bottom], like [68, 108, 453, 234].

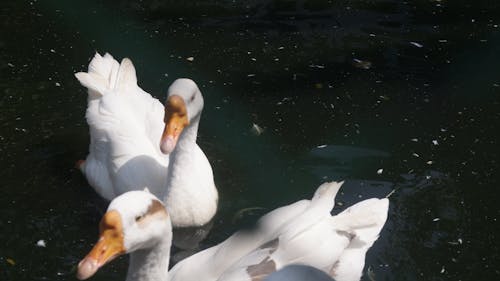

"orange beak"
[160, 95, 189, 154]
[76, 211, 126, 280]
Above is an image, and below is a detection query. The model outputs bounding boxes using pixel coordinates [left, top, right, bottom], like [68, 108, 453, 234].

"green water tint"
[1, 0, 499, 280]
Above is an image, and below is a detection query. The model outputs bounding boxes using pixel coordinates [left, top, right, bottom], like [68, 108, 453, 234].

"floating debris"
[409, 41, 424, 48]
[55, 82, 61, 87]
[247, 74, 256, 77]
[309, 64, 325, 69]
[447, 238, 463, 246]
[317, 144, 327, 149]
[186, 57, 194, 62]
[411, 138, 419, 142]
[251, 123, 264, 136]
[377, 168, 384, 175]
[36, 240, 46, 247]
[426, 160, 434, 165]
[352, 59, 372, 70]
[412, 153, 420, 158]
[232, 207, 266, 224]
[386, 189, 396, 198]
[6, 258, 15, 266]
[440, 266, 445, 274]
[7, 63, 15, 67]
[433, 218, 440, 222]
[432, 140, 439, 145]
[367, 265, 376, 281]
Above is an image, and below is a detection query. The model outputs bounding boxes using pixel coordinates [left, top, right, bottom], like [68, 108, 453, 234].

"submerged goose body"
[75, 53, 217, 227]
[76, 181, 388, 281]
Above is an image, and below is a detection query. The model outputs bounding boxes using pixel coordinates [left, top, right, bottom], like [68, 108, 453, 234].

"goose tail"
[75, 53, 137, 99]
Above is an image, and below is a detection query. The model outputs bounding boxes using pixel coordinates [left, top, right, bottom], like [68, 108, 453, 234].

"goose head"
[76, 190, 172, 280]
[160, 78, 204, 154]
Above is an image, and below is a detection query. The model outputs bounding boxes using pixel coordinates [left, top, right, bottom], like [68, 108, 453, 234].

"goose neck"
[174, 115, 200, 152]
[126, 239, 171, 281]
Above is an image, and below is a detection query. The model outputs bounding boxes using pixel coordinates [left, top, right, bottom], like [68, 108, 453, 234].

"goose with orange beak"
[75, 53, 217, 228]
[76, 182, 389, 281]
[159, 78, 218, 228]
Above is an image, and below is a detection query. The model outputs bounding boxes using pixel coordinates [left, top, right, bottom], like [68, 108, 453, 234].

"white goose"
[75, 53, 217, 227]
[76, 181, 389, 281]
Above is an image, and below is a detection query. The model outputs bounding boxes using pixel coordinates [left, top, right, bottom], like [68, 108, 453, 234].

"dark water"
[1, 0, 499, 280]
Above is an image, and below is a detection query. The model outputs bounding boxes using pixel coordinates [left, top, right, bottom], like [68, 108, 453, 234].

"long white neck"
[162, 113, 217, 227]
[126, 238, 171, 281]
[173, 115, 200, 154]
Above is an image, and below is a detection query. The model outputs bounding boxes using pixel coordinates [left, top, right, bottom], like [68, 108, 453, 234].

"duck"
[75, 53, 218, 227]
[76, 181, 389, 281]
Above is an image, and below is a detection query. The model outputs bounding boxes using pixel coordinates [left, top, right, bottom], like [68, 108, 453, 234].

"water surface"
[1, 0, 499, 280]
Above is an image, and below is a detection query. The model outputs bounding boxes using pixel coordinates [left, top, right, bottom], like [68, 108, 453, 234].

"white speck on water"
[36, 240, 46, 247]
[164, 73, 169, 77]
[247, 74, 256, 77]
[427, 160, 434, 165]
[440, 266, 445, 274]
[438, 39, 448, 43]
[458, 238, 463, 244]
[385, 189, 396, 198]
[317, 144, 327, 148]
[411, 138, 419, 142]
[410, 41, 423, 48]
[186, 57, 194, 62]
[251, 58, 257, 61]
[50, 49, 56, 53]
[432, 140, 439, 145]
[309, 64, 325, 69]
[426, 175, 431, 179]
[412, 153, 420, 157]
[377, 168, 383, 175]
[278, 46, 285, 50]
[433, 218, 440, 222]
[55, 82, 61, 87]
[251, 123, 264, 136]
[7, 63, 15, 67]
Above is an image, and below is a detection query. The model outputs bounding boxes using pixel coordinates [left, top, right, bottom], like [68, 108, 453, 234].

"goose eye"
[190, 94, 195, 102]
[135, 215, 144, 222]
